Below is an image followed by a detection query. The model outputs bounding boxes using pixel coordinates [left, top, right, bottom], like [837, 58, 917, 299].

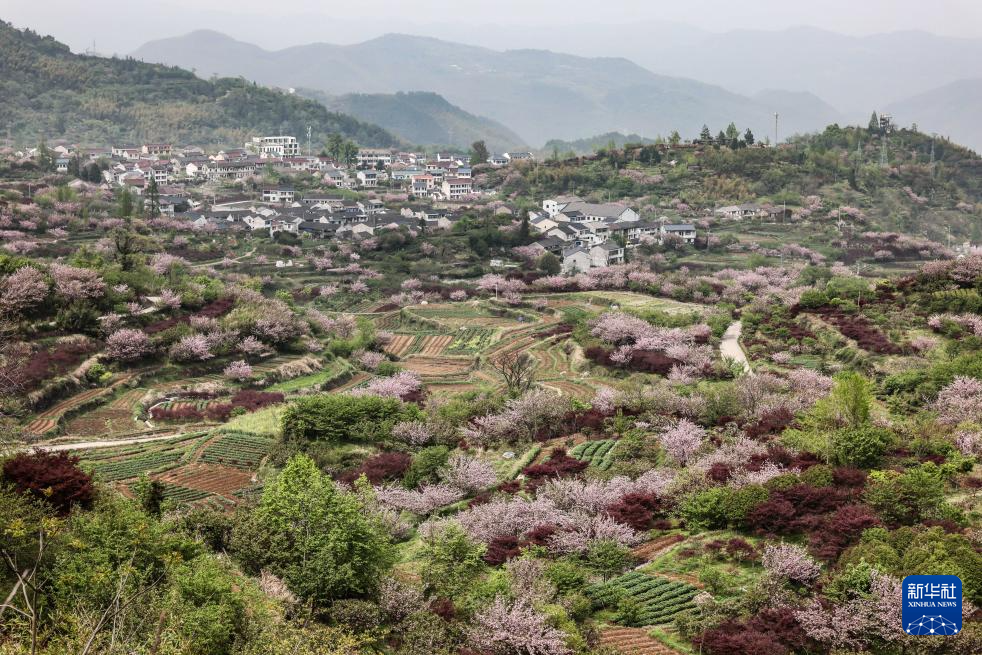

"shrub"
[2, 450, 95, 514]
[695, 607, 818, 655]
[522, 448, 588, 485]
[403, 446, 450, 489]
[338, 452, 412, 485]
[832, 426, 892, 468]
[864, 463, 946, 525]
[605, 492, 664, 531]
[281, 394, 419, 444]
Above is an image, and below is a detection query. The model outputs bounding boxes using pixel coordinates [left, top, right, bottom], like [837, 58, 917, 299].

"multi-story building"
[250, 136, 300, 158]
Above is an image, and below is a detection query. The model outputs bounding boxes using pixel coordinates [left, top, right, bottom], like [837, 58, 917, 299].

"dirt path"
[35, 433, 187, 452]
[721, 321, 752, 375]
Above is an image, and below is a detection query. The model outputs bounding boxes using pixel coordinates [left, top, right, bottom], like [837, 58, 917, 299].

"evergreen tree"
[725, 122, 740, 141]
[470, 139, 489, 164]
[744, 128, 755, 145]
[868, 111, 880, 133]
[519, 210, 531, 241]
[716, 130, 727, 147]
[36, 138, 54, 172]
[699, 125, 712, 143]
[145, 176, 160, 219]
[116, 187, 133, 218]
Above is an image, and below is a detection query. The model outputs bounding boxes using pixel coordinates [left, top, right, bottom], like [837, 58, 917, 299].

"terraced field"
[25, 376, 137, 436]
[402, 356, 473, 378]
[587, 572, 699, 627]
[570, 439, 617, 470]
[599, 627, 682, 655]
[199, 430, 274, 469]
[418, 334, 454, 356]
[156, 463, 255, 499]
[384, 333, 418, 357]
[80, 433, 205, 482]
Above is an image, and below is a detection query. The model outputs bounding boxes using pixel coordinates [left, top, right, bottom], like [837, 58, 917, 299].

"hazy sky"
[5, 0, 982, 54]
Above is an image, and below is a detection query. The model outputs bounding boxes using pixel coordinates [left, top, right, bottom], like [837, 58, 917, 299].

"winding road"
[721, 320, 753, 375]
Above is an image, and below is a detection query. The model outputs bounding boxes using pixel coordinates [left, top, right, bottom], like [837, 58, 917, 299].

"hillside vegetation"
[307, 90, 526, 152]
[0, 22, 401, 147]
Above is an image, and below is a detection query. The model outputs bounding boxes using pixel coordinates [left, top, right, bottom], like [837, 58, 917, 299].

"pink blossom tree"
[440, 453, 498, 493]
[50, 264, 105, 302]
[933, 376, 982, 425]
[0, 266, 48, 315]
[104, 329, 152, 362]
[658, 419, 705, 465]
[156, 288, 182, 310]
[238, 335, 265, 357]
[169, 334, 213, 362]
[761, 542, 821, 585]
[392, 420, 432, 447]
[469, 596, 572, 655]
[223, 360, 253, 381]
[350, 371, 422, 401]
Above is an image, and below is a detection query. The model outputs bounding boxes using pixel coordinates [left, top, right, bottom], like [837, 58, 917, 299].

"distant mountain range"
[131, 31, 844, 147]
[299, 90, 526, 152]
[887, 79, 982, 153]
[0, 21, 400, 148]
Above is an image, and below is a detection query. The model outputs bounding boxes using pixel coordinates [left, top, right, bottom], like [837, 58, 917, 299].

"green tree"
[538, 252, 561, 275]
[36, 138, 55, 172]
[470, 140, 489, 165]
[133, 473, 165, 517]
[145, 176, 160, 219]
[832, 426, 892, 468]
[418, 523, 486, 598]
[231, 455, 394, 606]
[699, 125, 712, 143]
[116, 187, 134, 218]
[519, 210, 530, 241]
[669, 131, 681, 146]
[403, 446, 450, 489]
[586, 541, 632, 581]
[868, 111, 880, 133]
[743, 128, 755, 145]
[725, 122, 739, 141]
[864, 463, 947, 525]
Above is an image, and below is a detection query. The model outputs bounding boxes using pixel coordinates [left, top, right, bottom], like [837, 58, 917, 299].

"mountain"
[0, 22, 400, 148]
[131, 31, 841, 146]
[631, 27, 982, 118]
[886, 79, 982, 153]
[300, 90, 526, 152]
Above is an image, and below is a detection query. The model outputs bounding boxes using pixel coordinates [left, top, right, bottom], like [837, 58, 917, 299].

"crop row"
[89, 449, 186, 481]
[587, 572, 698, 626]
[570, 439, 617, 470]
[159, 482, 213, 504]
[199, 431, 274, 469]
[445, 327, 498, 355]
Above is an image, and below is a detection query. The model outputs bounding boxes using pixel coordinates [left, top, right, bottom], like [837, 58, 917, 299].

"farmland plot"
[587, 572, 699, 627]
[570, 439, 617, 470]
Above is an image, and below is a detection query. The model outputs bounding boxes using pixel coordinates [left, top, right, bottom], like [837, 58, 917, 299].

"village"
[17, 134, 714, 274]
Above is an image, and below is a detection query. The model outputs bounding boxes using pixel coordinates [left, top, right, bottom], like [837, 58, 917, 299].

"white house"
[356, 170, 378, 187]
[442, 177, 473, 199]
[251, 136, 300, 158]
[659, 224, 697, 245]
[542, 195, 582, 217]
[715, 203, 765, 220]
[262, 187, 295, 203]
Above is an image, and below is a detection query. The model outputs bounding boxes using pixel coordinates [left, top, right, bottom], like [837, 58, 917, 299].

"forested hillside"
[0, 21, 401, 147]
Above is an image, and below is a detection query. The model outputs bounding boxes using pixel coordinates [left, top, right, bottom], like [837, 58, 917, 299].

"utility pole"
[306, 126, 312, 158]
[773, 113, 779, 146]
